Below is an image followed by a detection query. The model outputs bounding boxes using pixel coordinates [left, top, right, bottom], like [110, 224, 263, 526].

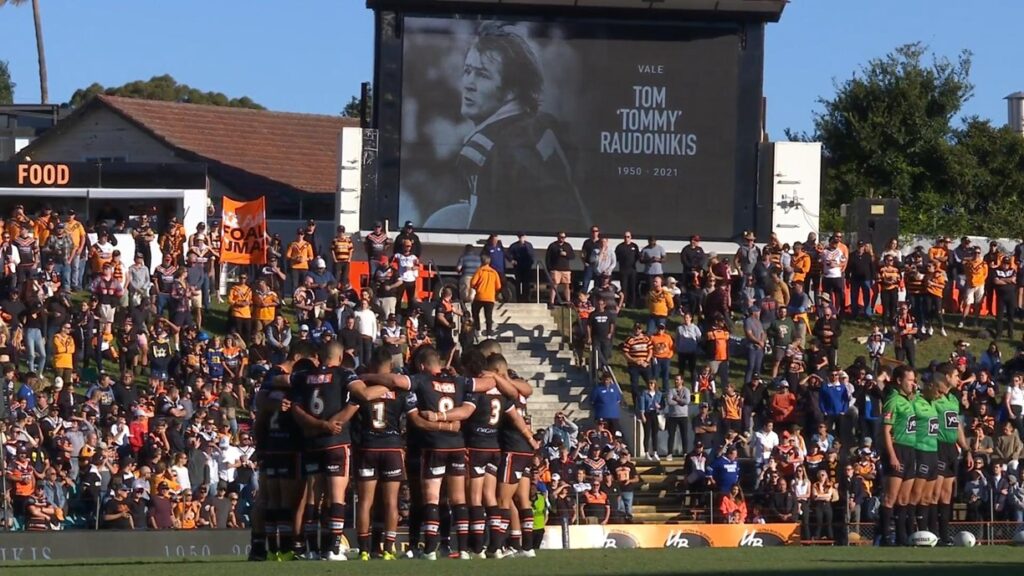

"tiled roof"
[98, 95, 357, 194]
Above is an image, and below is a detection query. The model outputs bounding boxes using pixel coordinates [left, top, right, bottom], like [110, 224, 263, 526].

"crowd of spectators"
[4, 204, 1024, 541]
[572, 228, 1024, 536]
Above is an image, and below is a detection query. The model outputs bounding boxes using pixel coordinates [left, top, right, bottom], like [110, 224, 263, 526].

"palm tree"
[0, 0, 48, 103]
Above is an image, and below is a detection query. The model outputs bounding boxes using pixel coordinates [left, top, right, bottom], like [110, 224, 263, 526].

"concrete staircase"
[491, 303, 589, 427]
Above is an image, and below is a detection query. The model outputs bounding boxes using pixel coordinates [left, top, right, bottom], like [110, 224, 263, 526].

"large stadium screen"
[396, 15, 756, 238]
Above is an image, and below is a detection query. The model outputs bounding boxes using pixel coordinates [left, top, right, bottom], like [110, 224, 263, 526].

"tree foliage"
[68, 74, 264, 110]
[798, 43, 1024, 238]
[0, 60, 13, 104]
[342, 85, 371, 120]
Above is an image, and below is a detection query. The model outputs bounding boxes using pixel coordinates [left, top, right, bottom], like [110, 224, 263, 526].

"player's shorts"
[891, 444, 917, 480]
[936, 442, 959, 478]
[355, 449, 406, 482]
[498, 451, 533, 485]
[421, 448, 467, 479]
[962, 285, 985, 306]
[302, 444, 350, 477]
[261, 452, 300, 480]
[915, 449, 938, 481]
[467, 448, 502, 479]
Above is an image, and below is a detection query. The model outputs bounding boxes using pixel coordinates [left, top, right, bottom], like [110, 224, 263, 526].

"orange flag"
[220, 196, 267, 264]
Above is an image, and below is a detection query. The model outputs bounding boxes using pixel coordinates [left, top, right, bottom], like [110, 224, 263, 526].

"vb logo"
[739, 530, 764, 547]
[664, 531, 690, 548]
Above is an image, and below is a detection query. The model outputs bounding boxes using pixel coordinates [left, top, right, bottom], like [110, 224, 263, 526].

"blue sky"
[1, 0, 1021, 138]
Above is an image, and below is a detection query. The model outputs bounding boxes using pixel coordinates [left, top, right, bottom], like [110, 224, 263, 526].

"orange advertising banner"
[541, 523, 800, 549]
[220, 197, 267, 265]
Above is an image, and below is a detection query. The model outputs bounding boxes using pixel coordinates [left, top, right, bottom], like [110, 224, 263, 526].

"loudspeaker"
[843, 199, 899, 255]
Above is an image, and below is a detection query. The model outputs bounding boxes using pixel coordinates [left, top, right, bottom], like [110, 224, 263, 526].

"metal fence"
[848, 521, 1024, 546]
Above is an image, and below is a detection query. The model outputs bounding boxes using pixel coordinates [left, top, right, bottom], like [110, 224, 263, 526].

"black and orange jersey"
[878, 265, 901, 290]
[261, 364, 303, 453]
[622, 334, 652, 366]
[408, 372, 480, 449]
[353, 389, 409, 449]
[926, 271, 947, 298]
[464, 389, 507, 450]
[292, 365, 358, 449]
[331, 235, 354, 263]
[498, 398, 533, 454]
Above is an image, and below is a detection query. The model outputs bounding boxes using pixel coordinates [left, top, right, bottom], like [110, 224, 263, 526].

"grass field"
[4, 548, 1024, 576]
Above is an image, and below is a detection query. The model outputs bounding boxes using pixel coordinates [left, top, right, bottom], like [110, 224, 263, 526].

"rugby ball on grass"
[954, 531, 977, 547]
[910, 531, 938, 547]
[1013, 531, 1024, 546]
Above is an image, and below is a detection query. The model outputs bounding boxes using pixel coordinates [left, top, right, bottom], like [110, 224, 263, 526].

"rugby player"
[250, 343, 316, 561]
[349, 348, 460, 560]
[489, 353, 539, 558]
[361, 346, 520, 560]
[288, 342, 360, 561]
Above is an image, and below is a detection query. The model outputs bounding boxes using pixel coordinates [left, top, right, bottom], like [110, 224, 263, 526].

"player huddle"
[249, 338, 539, 561]
[880, 362, 969, 547]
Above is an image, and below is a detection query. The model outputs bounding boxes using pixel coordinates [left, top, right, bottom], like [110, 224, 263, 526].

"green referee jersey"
[883, 391, 917, 448]
[912, 395, 939, 452]
[931, 392, 962, 445]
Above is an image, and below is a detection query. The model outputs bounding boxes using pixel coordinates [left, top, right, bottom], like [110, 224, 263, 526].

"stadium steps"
[492, 303, 589, 424]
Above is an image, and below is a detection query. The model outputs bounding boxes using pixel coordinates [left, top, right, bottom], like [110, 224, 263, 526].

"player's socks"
[423, 504, 441, 554]
[327, 503, 347, 553]
[266, 509, 280, 555]
[519, 508, 534, 552]
[358, 532, 372, 556]
[486, 506, 505, 553]
[894, 505, 907, 546]
[914, 504, 927, 534]
[879, 505, 893, 544]
[303, 504, 319, 554]
[469, 505, 487, 554]
[384, 531, 398, 555]
[937, 502, 950, 542]
[454, 504, 470, 553]
[928, 504, 939, 536]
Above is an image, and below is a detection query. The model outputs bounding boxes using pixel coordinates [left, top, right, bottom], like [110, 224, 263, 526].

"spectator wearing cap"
[393, 221, 421, 257]
[364, 221, 392, 277]
[45, 221, 74, 289]
[507, 232, 536, 303]
[649, 321, 674, 392]
[743, 305, 766, 385]
[285, 228, 313, 293]
[329, 225, 354, 285]
[148, 481, 176, 529]
[590, 372, 624, 435]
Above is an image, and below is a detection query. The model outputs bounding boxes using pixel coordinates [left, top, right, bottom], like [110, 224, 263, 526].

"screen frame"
[369, 7, 766, 242]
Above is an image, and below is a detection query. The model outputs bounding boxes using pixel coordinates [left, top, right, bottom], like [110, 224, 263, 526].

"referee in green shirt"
[880, 365, 918, 546]
[910, 384, 940, 538]
[928, 362, 970, 545]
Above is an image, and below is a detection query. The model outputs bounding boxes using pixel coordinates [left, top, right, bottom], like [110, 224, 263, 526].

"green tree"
[0, 0, 48, 103]
[342, 85, 371, 119]
[68, 74, 264, 110]
[0, 60, 14, 104]
[799, 43, 974, 235]
[941, 118, 1024, 237]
